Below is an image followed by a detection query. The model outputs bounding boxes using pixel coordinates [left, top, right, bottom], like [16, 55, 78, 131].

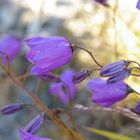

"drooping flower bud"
[72, 70, 90, 84]
[107, 69, 131, 84]
[100, 60, 129, 77]
[24, 113, 46, 135]
[1, 103, 24, 115]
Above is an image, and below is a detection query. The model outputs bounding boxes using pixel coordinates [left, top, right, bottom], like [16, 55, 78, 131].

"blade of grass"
[85, 127, 136, 140]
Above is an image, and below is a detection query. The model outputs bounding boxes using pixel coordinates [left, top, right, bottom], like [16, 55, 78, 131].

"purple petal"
[49, 69, 76, 104]
[87, 78, 129, 107]
[0, 35, 22, 64]
[25, 36, 73, 76]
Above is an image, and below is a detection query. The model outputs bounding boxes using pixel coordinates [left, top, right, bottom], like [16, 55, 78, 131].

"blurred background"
[0, 0, 140, 139]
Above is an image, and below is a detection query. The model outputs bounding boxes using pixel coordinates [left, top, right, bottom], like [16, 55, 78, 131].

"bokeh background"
[0, 0, 140, 139]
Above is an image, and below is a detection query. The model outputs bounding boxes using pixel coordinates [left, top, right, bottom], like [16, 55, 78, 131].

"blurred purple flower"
[100, 60, 129, 77]
[24, 113, 46, 135]
[19, 129, 52, 140]
[87, 78, 131, 107]
[93, 0, 109, 7]
[130, 101, 140, 115]
[0, 35, 22, 64]
[49, 69, 76, 104]
[136, 0, 140, 10]
[25, 36, 73, 76]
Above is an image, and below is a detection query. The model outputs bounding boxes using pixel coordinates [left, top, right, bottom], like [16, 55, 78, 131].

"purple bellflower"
[19, 129, 52, 140]
[1, 103, 24, 115]
[93, 0, 109, 7]
[25, 36, 73, 76]
[0, 35, 22, 64]
[49, 69, 76, 104]
[87, 78, 132, 107]
[24, 113, 46, 135]
[136, 0, 140, 10]
[130, 101, 140, 115]
[100, 60, 129, 77]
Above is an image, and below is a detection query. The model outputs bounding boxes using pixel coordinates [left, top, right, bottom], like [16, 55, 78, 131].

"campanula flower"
[136, 0, 140, 10]
[87, 78, 132, 107]
[18, 129, 52, 140]
[130, 101, 140, 115]
[24, 113, 46, 135]
[0, 35, 22, 64]
[1, 103, 24, 115]
[49, 69, 76, 104]
[100, 60, 129, 77]
[25, 36, 73, 76]
[107, 69, 131, 84]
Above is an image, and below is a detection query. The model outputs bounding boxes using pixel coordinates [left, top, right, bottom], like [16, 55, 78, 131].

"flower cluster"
[1, 31, 140, 139]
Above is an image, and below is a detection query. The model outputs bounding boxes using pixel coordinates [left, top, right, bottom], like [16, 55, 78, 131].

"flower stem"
[72, 45, 103, 68]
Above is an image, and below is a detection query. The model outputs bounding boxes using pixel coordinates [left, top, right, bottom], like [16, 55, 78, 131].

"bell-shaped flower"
[25, 36, 73, 76]
[49, 69, 76, 104]
[18, 129, 52, 140]
[0, 35, 22, 64]
[87, 78, 132, 107]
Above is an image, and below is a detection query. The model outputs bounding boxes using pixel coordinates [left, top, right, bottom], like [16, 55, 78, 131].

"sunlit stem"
[72, 45, 103, 68]
[131, 67, 140, 77]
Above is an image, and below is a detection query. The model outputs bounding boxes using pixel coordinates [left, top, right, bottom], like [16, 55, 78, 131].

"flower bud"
[107, 69, 131, 84]
[1, 103, 24, 115]
[100, 60, 129, 77]
[72, 70, 90, 84]
[24, 113, 46, 135]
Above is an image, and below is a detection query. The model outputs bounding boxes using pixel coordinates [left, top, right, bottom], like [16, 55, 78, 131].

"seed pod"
[1, 103, 24, 115]
[107, 69, 131, 84]
[24, 113, 46, 135]
[72, 70, 90, 84]
[100, 60, 129, 77]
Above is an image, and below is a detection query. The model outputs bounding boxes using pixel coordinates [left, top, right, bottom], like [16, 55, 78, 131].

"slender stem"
[129, 61, 140, 68]
[0, 51, 11, 74]
[73, 45, 103, 68]
[112, 0, 119, 59]
[61, 81, 78, 132]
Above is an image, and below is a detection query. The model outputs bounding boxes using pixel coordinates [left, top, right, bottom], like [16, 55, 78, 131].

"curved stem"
[73, 45, 103, 68]
[129, 61, 140, 68]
